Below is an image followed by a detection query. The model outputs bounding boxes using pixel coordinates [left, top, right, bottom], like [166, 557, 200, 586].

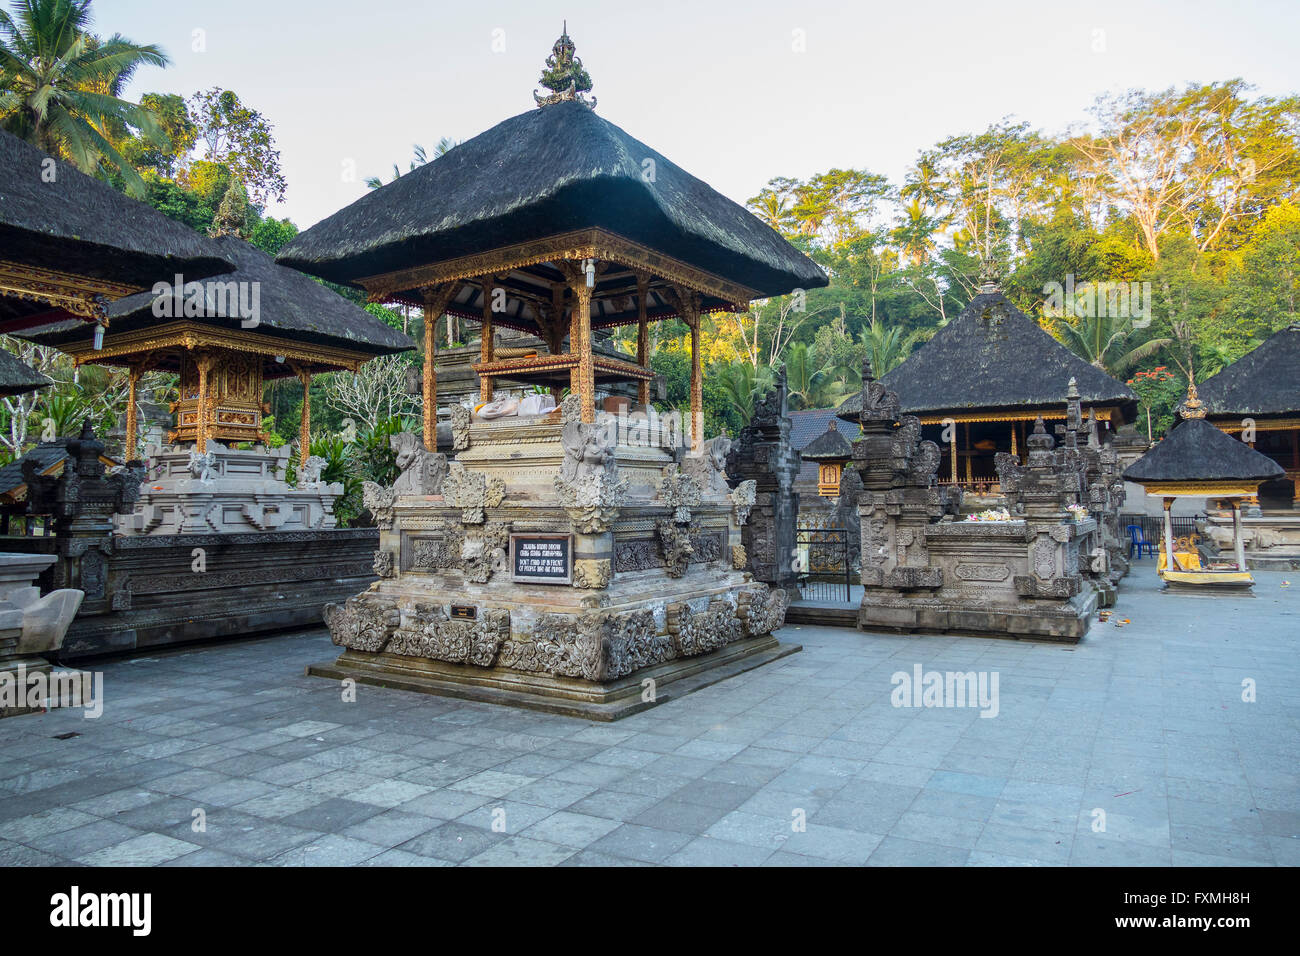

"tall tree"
[187, 87, 286, 204]
[0, 0, 169, 197]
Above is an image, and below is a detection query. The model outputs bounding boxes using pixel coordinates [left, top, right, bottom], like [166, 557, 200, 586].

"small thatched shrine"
[836, 279, 1135, 492]
[279, 29, 824, 717]
[1198, 324, 1300, 507]
[1124, 385, 1285, 591]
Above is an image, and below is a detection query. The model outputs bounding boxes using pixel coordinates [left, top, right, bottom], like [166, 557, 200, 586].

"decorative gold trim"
[1214, 418, 1300, 433]
[918, 408, 1116, 425]
[0, 259, 139, 320]
[1143, 482, 1261, 496]
[62, 321, 370, 372]
[355, 228, 758, 308]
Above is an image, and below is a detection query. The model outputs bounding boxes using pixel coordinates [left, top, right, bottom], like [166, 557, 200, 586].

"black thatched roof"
[835, 291, 1137, 422]
[1198, 324, 1300, 419]
[0, 348, 49, 396]
[1123, 417, 1285, 484]
[799, 421, 853, 461]
[278, 101, 826, 301]
[16, 237, 414, 360]
[0, 130, 233, 319]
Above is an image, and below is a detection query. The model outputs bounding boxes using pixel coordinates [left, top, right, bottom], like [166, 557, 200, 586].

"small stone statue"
[391, 432, 449, 495]
[684, 435, 732, 495]
[187, 447, 217, 483]
[299, 455, 327, 487]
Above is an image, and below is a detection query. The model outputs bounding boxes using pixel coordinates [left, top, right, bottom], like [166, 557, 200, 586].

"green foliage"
[0, 0, 171, 197]
[187, 87, 286, 204]
[1126, 366, 1185, 440]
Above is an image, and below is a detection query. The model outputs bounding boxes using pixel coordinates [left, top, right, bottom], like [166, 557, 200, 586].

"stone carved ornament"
[443, 462, 505, 524]
[554, 398, 627, 533]
[657, 517, 694, 578]
[362, 481, 398, 529]
[656, 464, 702, 523]
[372, 550, 394, 578]
[669, 598, 742, 657]
[187, 447, 217, 482]
[682, 436, 732, 496]
[730, 480, 756, 526]
[387, 604, 511, 667]
[299, 455, 327, 487]
[450, 404, 472, 451]
[391, 432, 448, 495]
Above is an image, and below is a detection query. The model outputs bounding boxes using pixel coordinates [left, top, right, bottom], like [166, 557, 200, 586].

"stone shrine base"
[858, 591, 1098, 643]
[308, 633, 799, 720]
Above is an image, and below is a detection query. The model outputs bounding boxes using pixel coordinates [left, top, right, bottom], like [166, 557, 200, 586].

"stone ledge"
[306, 634, 801, 721]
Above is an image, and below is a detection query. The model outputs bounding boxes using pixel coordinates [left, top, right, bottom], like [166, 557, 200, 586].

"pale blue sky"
[103, 0, 1300, 229]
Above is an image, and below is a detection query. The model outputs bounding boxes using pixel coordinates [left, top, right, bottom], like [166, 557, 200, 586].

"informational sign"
[450, 605, 477, 621]
[510, 533, 572, 584]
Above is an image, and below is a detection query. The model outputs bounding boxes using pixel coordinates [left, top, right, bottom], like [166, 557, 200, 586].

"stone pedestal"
[314, 396, 795, 719]
[0, 552, 84, 718]
[115, 441, 342, 535]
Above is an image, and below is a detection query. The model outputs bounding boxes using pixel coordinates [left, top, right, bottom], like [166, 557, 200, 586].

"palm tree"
[892, 199, 944, 266]
[0, 0, 169, 197]
[716, 361, 774, 423]
[859, 316, 925, 376]
[365, 138, 458, 189]
[1055, 313, 1172, 377]
[901, 155, 947, 210]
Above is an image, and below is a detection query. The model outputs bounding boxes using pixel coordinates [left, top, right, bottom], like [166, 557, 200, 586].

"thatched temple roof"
[17, 237, 413, 366]
[1197, 324, 1300, 419]
[835, 290, 1137, 423]
[799, 421, 854, 461]
[0, 348, 49, 396]
[1123, 417, 1285, 484]
[0, 130, 234, 325]
[278, 100, 826, 322]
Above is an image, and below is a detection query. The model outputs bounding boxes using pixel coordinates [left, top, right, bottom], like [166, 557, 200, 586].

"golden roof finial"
[1178, 381, 1208, 419]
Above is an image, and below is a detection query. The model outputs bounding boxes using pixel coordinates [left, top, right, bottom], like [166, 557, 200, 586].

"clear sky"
[104, 0, 1300, 229]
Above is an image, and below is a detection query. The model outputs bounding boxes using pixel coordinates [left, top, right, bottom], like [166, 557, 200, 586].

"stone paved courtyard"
[1, 568, 1296, 867]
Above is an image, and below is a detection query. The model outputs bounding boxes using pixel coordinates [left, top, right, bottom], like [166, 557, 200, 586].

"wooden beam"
[422, 283, 457, 452]
[480, 279, 495, 404]
[635, 271, 650, 407]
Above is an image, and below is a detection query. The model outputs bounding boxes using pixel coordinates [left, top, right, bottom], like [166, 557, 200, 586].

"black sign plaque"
[450, 605, 477, 621]
[510, 533, 573, 584]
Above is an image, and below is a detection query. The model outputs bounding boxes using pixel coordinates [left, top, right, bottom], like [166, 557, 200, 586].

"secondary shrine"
[278, 30, 826, 716]
[835, 276, 1136, 494]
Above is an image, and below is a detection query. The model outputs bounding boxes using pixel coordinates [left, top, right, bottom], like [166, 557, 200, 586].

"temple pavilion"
[276, 29, 823, 717]
[0, 129, 232, 336]
[835, 280, 1136, 491]
[278, 31, 826, 451]
[1197, 323, 1300, 507]
[1124, 385, 1284, 590]
[16, 236, 413, 460]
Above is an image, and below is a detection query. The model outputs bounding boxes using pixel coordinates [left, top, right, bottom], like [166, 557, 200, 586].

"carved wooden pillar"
[964, 422, 973, 484]
[573, 281, 595, 424]
[1010, 422, 1018, 458]
[949, 429, 957, 484]
[194, 351, 212, 453]
[635, 272, 650, 408]
[422, 283, 457, 452]
[480, 279, 495, 404]
[124, 364, 143, 461]
[688, 311, 702, 453]
[292, 362, 312, 461]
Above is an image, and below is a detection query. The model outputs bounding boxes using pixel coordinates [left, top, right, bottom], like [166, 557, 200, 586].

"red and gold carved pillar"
[635, 272, 650, 408]
[480, 279, 495, 405]
[422, 283, 457, 452]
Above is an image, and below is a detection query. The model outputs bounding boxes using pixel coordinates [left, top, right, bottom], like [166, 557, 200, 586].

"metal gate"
[795, 525, 852, 603]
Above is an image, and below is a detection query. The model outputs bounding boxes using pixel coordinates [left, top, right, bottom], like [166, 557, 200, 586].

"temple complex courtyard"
[1, 566, 1294, 868]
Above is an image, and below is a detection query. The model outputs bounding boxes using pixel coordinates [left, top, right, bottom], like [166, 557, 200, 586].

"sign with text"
[510, 533, 573, 584]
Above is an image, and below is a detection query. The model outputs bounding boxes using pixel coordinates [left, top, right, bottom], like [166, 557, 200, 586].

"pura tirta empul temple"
[278, 31, 825, 717]
[1124, 384, 1285, 591]
[835, 275, 1137, 494]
